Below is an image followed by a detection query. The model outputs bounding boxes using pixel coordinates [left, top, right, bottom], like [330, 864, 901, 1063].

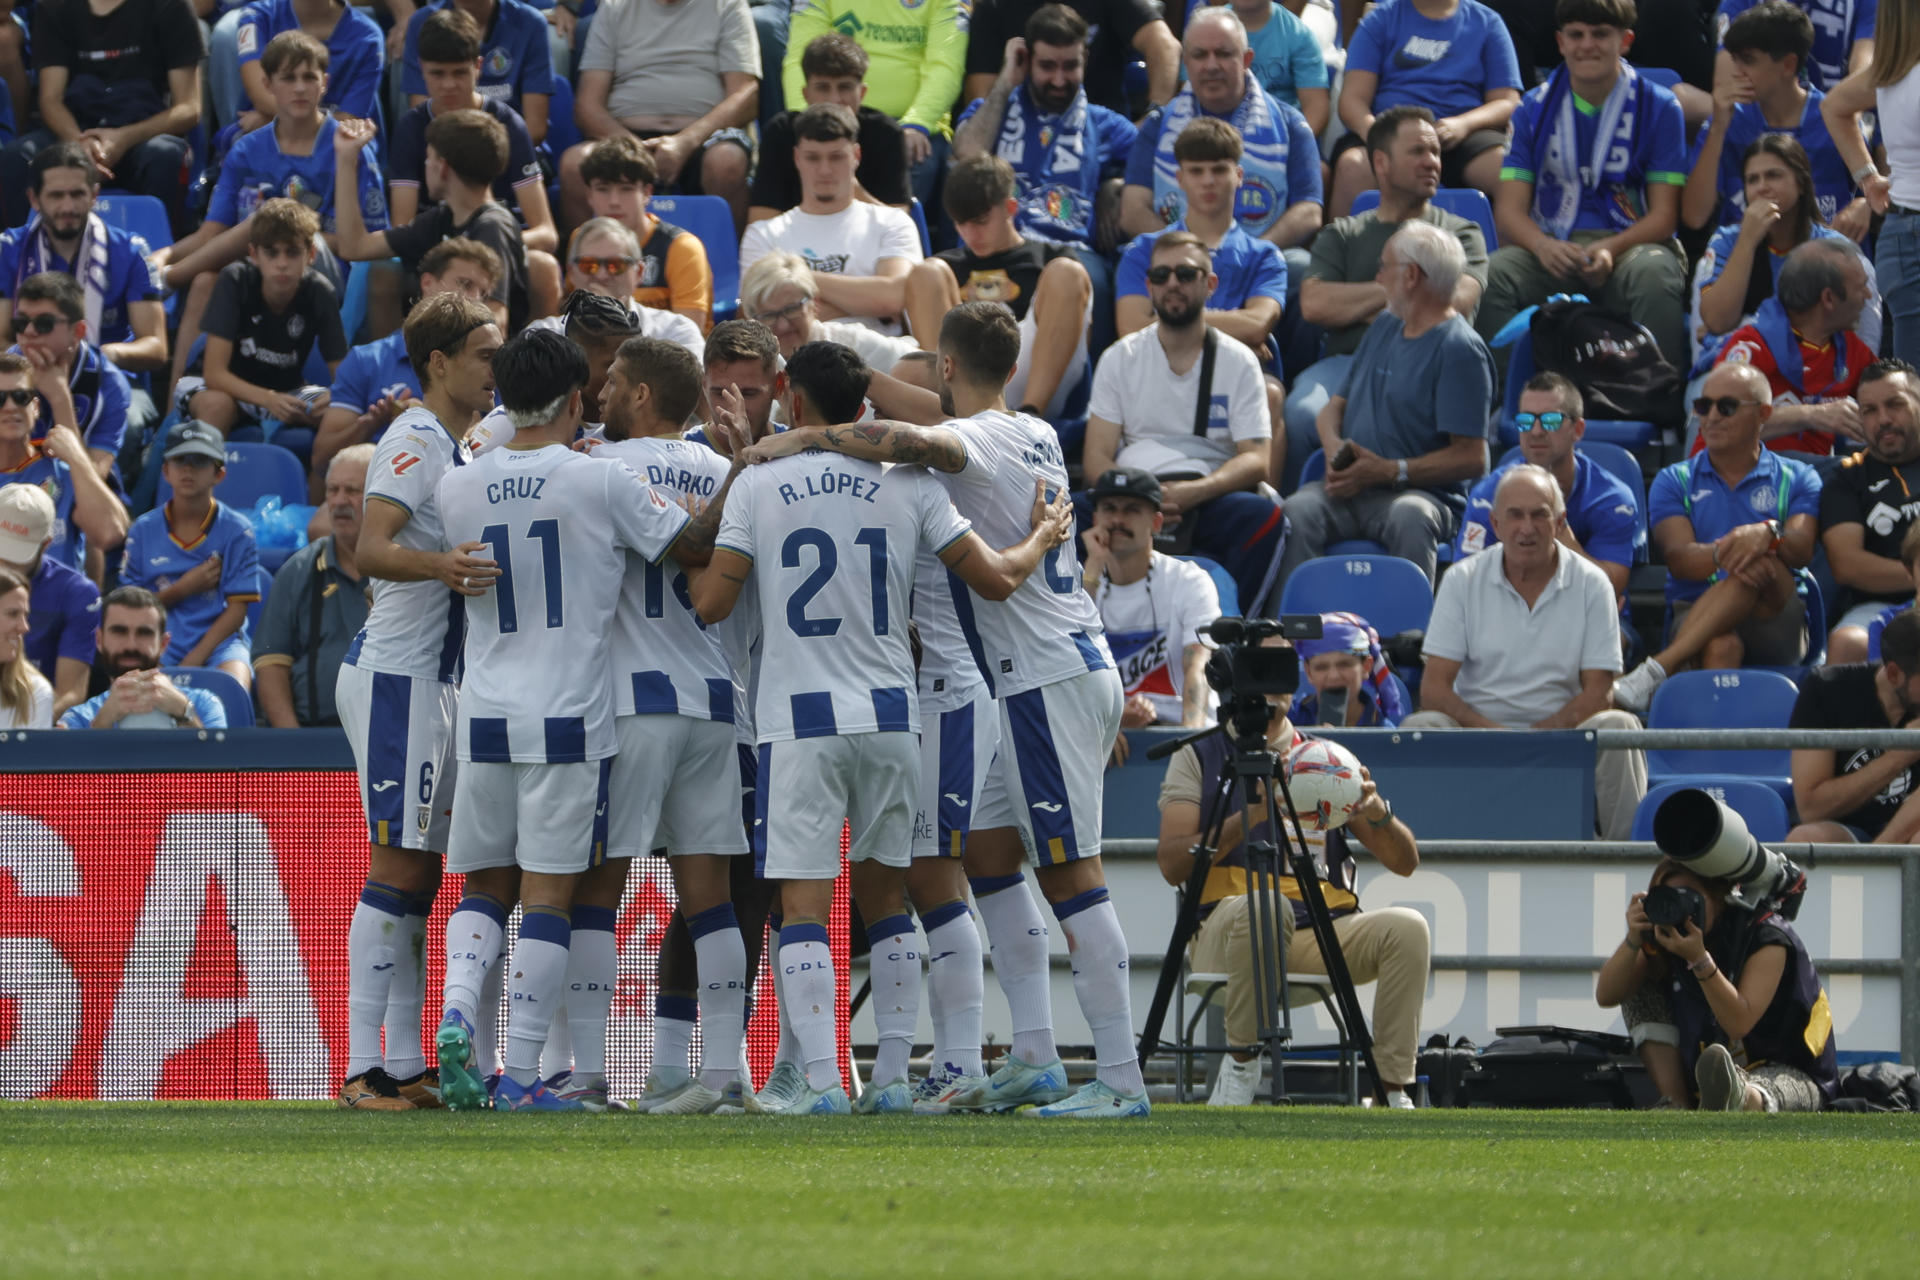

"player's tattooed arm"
[741, 420, 966, 472]
[692, 548, 753, 624]
[669, 453, 745, 568]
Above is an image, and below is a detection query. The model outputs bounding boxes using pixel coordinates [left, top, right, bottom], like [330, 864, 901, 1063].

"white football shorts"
[336, 664, 458, 853]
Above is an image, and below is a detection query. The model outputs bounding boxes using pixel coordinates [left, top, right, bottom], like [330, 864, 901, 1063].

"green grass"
[1, 1105, 1916, 1278]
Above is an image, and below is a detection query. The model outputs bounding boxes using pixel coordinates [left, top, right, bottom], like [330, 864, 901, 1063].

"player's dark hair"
[1173, 117, 1242, 164]
[1723, 1, 1813, 69]
[1026, 3, 1089, 49]
[1367, 104, 1437, 163]
[15, 272, 85, 323]
[425, 110, 510, 188]
[611, 337, 705, 431]
[29, 143, 97, 193]
[1882, 608, 1920, 674]
[492, 328, 589, 417]
[939, 301, 1021, 388]
[101, 585, 166, 630]
[785, 341, 871, 425]
[0, 352, 31, 378]
[261, 30, 329, 78]
[418, 236, 502, 291]
[1741, 134, 1817, 246]
[793, 103, 860, 146]
[404, 293, 497, 387]
[1555, 0, 1636, 28]
[1521, 371, 1584, 420]
[1777, 238, 1858, 311]
[703, 319, 780, 374]
[561, 289, 644, 344]
[581, 135, 657, 189]
[418, 7, 483, 65]
[943, 154, 1017, 224]
[249, 198, 320, 252]
[800, 32, 868, 80]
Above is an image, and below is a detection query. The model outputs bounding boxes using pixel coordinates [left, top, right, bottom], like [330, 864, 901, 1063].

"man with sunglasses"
[0, 350, 128, 579]
[1615, 361, 1822, 712]
[10, 272, 130, 490]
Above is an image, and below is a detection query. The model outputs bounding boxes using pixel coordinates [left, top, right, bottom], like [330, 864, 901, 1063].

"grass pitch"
[1, 1105, 1915, 1279]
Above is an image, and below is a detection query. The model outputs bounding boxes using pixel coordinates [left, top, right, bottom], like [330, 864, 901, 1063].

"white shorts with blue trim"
[912, 684, 1000, 860]
[754, 731, 918, 880]
[974, 668, 1124, 867]
[607, 714, 749, 860]
[446, 758, 612, 876]
[335, 664, 458, 853]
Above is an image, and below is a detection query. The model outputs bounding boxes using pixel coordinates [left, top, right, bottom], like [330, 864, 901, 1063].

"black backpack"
[1528, 297, 1683, 429]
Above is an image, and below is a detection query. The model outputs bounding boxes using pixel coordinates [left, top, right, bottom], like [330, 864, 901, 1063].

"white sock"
[475, 953, 505, 1078]
[381, 896, 431, 1080]
[1054, 890, 1143, 1096]
[689, 903, 747, 1089]
[767, 913, 801, 1066]
[653, 996, 696, 1085]
[864, 913, 920, 1086]
[346, 883, 407, 1078]
[441, 896, 507, 1028]
[922, 901, 984, 1077]
[778, 922, 839, 1092]
[503, 910, 572, 1087]
[564, 904, 619, 1082]
[972, 875, 1057, 1065]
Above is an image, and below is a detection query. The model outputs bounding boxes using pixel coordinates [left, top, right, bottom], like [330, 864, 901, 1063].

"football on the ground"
[1282, 738, 1366, 832]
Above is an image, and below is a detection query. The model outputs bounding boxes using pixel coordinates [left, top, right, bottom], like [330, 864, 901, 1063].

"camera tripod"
[1136, 722, 1385, 1106]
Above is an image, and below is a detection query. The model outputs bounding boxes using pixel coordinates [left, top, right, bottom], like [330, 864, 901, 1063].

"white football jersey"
[595, 435, 736, 720]
[716, 452, 970, 744]
[937, 410, 1112, 697]
[436, 443, 689, 763]
[344, 405, 471, 682]
[912, 545, 987, 716]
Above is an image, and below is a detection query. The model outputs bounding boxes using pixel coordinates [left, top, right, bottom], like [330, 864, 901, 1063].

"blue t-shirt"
[1647, 449, 1822, 603]
[11, 341, 131, 464]
[1115, 221, 1288, 309]
[1346, 0, 1522, 123]
[1697, 88, 1857, 227]
[235, 0, 385, 119]
[329, 330, 418, 418]
[2, 450, 81, 571]
[1457, 450, 1645, 565]
[208, 115, 390, 235]
[0, 220, 161, 349]
[1125, 94, 1323, 236]
[1718, 0, 1875, 92]
[1337, 311, 1495, 504]
[956, 86, 1136, 246]
[401, 0, 554, 114]
[60, 685, 228, 729]
[388, 97, 542, 215]
[1503, 76, 1689, 234]
[121, 500, 264, 665]
[25, 553, 100, 682]
[1181, 0, 1330, 109]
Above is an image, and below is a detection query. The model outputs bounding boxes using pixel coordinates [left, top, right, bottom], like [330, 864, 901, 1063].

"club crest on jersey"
[417, 804, 432, 835]
[486, 49, 513, 78]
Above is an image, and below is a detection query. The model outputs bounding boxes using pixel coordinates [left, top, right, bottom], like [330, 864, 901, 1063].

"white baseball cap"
[0, 483, 55, 565]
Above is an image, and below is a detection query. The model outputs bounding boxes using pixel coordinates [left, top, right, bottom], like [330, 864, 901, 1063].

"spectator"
[964, 0, 1182, 117]
[561, 0, 759, 230]
[335, 110, 531, 332]
[738, 105, 924, 334]
[1328, 0, 1522, 217]
[1, 0, 204, 234]
[401, 0, 554, 140]
[222, 0, 383, 129]
[1788, 606, 1920, 845]
[0, 144, 169, 375]
[738, 252, 921, 371]
[752, 35, 911, 226]
[1456, 372, 1643, 603]
[1821, 360, 1920, 663]
[1288, 611, 1409, 728]
[175, 200, 348, 460]
[11, 273, 131, 486]
[1284, 106, 1490, 490]
[543, 219, 705, 362]
[1201, 0, 1332, 134]
[902, 156, 1093, 421]
[254, 444, 371, 727]
[0, 564, 51, 728]
[1277, 221, 1494, 588]
[700, 319, 783, 450]
[1684, 3, 1867, 241]
[0, 484, 94, 719]
[1084, 232, 1285, 613]
[1613, 362, 1821, 712]
[465, 288, 650, 453]
[581, 137, 716, 331]
[57, 587, 228, 729]
[1403, 465, 1646, 839]
[1476, 0, 1691, 373]
[1716, 0, 1875, 94]
[1866, 539, 1920, 662]
[1156, 627, 1429, 1108]
[0, 350, 128, 576]
[1079, 467, 1222, 750]
[1120, 8, 1323, 275]
[1705, 237, 1874, 459]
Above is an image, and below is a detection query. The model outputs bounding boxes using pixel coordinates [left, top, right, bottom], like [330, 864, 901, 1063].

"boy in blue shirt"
[1477, 0, 1692, 374]
[402, 0, 554, 144]
[229, 0, 384, 126]
[121, 422, 263, 690]
[0, 350, 129, 577]
[1716, 0, 1875, 93]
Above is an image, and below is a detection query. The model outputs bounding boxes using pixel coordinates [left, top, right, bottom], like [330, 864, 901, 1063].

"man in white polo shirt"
[1401, 464, 1646, 840]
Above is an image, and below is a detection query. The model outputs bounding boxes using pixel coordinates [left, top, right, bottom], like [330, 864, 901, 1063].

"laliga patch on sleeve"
[1724, 341, 1758, 365]
[238, 26, 258, 55]
[1461, 522, 1487, 554]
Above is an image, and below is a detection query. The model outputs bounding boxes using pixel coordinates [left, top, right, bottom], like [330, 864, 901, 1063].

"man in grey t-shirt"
[1277, 221, 1495, 589]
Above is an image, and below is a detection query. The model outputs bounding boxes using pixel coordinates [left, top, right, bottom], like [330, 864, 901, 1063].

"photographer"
[1595, 859, 1837, 1112]
[1156, 630, 1430, 1107]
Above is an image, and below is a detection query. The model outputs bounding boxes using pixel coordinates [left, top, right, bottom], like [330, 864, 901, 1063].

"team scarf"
[1750, 296, 1856, 401]
[16, 212, 113, 338]
[1151, 79, 1289, 233]
[994, 83, 1092, 241]
[1289, 611, 1409, 726]
[1533, 63, 1641, 241]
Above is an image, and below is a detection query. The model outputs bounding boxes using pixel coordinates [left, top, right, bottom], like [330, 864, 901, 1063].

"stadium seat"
[1182, 553, 1241, 617]
[1634, 65, 1684, 92]
[649, 194, 738, 322]
[91, 193, 173, 252]
[1630, 777, 1790, 843]
[1277, 553, 1433, 637]
[161, 666, 254, 728]
[908, 198, 932, 256]
[158, 442, 309, 510]
[1751, 574, 1828, 680]
[1296, 451, 1388, 556]
[1349, 186, 1497, 251]
[1495, 439, 1650, 560]
[339, 260, 376, 347]
[546, 74, 582, 157]
[247, 565, 273, 635]
[1644, 669, 1800, 796]
[1500, 326, 1656, 451]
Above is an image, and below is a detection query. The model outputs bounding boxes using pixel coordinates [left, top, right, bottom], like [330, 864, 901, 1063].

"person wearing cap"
[1288, 611, 1407, 729]
[0, 481, 99, 719]
[118, 422, 264, 692]
[1080, 465, 1221, 765]
[0, 350, 129, 579]
[58, 587, 228, 730]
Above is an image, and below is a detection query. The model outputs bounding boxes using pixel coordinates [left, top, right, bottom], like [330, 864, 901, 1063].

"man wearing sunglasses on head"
[1615, 361, 1822, 713]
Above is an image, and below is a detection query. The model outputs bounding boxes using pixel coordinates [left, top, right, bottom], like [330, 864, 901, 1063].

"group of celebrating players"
[334, 291, 1148, 1117]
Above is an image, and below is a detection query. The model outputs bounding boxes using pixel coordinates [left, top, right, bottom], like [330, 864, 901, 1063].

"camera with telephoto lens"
[1201, 616, 1323, 746]
[1650, 788, 1808, 920]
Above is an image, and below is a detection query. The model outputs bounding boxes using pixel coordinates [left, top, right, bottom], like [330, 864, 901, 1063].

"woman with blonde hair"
[739, 252, 920, 371]
[0, 566, 52, 728]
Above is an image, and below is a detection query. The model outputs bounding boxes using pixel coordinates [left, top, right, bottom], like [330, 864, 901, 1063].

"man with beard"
[59, 587, 225, 728]
[1787, 608, 1920, 845]
[1821, 361, 1920, 664]
[1084, 231, 1284, 614]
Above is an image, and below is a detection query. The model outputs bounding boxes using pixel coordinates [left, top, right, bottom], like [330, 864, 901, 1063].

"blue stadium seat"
[1630, 777, 1790, 843]
[1496, 439, 1650, 561]
[339, 260, 376, 347]
[91, 193, 173, 252]
[158, 442, 309, 510]
[1297, 451, 1389, 556]
[1751, 573, 1828, 680]
[1501, 326, 1656, 451]
[1634, 65, 1684, 92]
[546, 73, 582, 157]
[1350, 187, 1497, 251]
[908, 198, 932, 256]
[1181, 553, 1240, 618]
[1644, 669, 1800, 796]
[1278, 553, 1433, 637]
[161, 667, 254, 728]
[246, 565, 273, 634]
[649, 194, 738, 323]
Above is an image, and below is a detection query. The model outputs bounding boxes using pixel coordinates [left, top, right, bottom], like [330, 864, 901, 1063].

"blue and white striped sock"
[778, 921, 839, 1092]
[865, 913, 920, 1085]
[1054, 888, 1142, 1096]
[923, 900, 984, 1077]
[972, 874, 1057, 1065]
[504, 907, 573, 1088]
[441, 893, 509, 1028]
[690, 902, 747, 1088]
[346, 881, 408, 1078]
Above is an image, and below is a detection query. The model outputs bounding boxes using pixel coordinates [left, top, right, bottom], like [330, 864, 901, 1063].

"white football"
[1282, 738, 1367, 832]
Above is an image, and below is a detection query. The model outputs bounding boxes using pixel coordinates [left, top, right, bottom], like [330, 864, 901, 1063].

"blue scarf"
[1288, 611, 1408, 725]
[16, 212, 113, 337]
[1151, 80, 1290, 236]
[1532, 63, 1641, 240]
[1751, 296, 1853, 400]
[994, 84, 1093, 242]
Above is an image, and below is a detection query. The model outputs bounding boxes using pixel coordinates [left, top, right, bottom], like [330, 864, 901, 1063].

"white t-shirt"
[436, 444, 689, 763]
[1087, 326, 1271, 475]
[1094, 552, 1221, 724]
[739, 204, 924, 332]
[347, 405, 471, 682]
[4, 664, 52, 728]
[716, 453, 969, 743]
[1421, 544, 1623, 727]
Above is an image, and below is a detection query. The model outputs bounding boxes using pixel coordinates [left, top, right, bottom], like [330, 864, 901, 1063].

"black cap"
[164, 421, 227, 463]
[1089, 467, 1163, 507]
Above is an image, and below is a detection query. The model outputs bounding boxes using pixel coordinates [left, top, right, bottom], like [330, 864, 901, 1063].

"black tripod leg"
[1135, 754, 1238, 1072]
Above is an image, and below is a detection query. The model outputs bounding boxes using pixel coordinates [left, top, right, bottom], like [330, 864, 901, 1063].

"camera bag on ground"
[1415, 1034, 1479, 1108]
[1460, 1026, 1656, 1110]
[1828, 1062, 1920, 1112]
[1529, 298, 1684, 429]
